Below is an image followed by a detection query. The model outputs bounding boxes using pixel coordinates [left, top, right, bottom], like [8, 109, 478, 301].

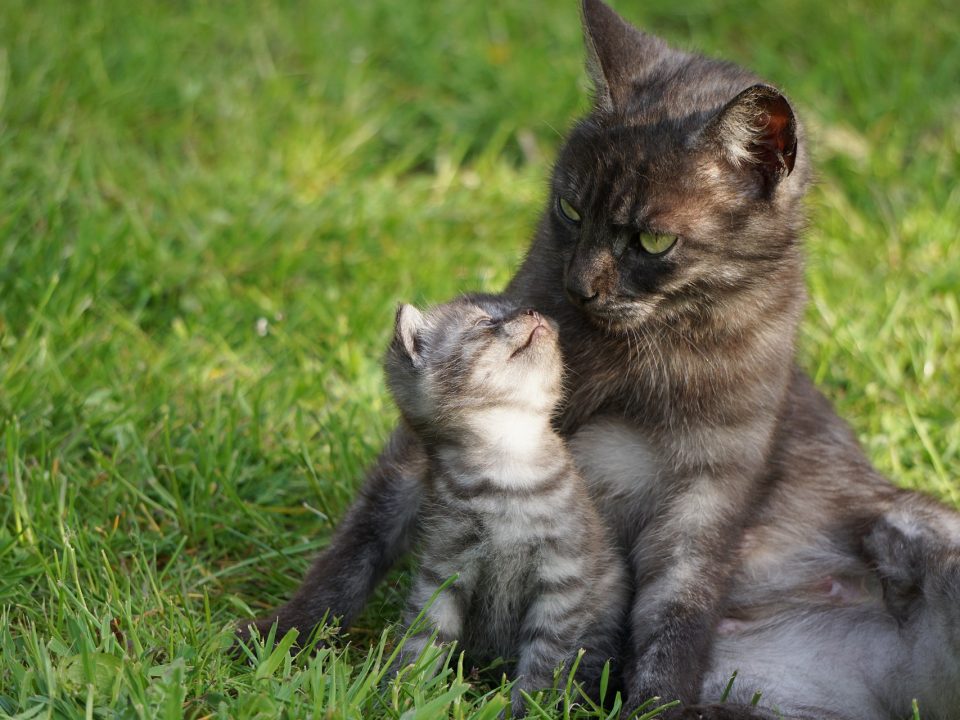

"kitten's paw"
[508, 688, 527, 718]
[862, 515, 928, 621]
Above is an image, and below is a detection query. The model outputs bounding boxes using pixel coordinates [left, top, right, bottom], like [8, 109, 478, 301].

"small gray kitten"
[384, 294, 628, 713]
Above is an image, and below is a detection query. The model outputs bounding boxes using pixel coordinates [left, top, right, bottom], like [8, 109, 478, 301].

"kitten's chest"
[463, 544, 540, 655]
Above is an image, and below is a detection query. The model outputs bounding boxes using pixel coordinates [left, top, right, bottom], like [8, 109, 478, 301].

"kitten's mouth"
[509, 319, 552, 359]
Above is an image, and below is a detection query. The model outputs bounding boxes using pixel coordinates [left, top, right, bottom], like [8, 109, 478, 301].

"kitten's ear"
[707, 84, 798, 194]
[581, 0, 665, 113]
[393, 303, 425, 367]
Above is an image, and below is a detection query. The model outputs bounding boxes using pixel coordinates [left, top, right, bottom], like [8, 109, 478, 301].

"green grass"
[1, 0, 958, 717]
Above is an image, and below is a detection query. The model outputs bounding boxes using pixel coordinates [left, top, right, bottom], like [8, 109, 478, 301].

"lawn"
[1, 0, 958, 717]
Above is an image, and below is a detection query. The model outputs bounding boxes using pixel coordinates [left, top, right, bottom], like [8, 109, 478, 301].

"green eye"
[638, 232, 678, 256]
[557, 196, 581, 224]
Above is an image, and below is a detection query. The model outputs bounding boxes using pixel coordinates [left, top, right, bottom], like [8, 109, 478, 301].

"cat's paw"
[656, 704, 779, 720]
[232, 614, 325, 660]
[232, 615, 288, 657]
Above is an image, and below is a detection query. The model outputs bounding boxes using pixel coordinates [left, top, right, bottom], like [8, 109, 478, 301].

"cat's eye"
[638, 232, 678, 256]
[557, 196, 581, 224]
[474, 316, 497, 328]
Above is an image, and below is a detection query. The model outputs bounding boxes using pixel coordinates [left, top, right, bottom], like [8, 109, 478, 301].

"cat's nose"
[565, 277, 599, 306]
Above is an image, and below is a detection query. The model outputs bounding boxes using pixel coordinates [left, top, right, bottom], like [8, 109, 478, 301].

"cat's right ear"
[581, 0, 665, 113]
[704, 84, 799, 196]
[394, 303, 425, 367]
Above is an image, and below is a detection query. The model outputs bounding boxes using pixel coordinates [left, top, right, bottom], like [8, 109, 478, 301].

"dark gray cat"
[384, 296, 627, 714]
[240, 1, 960, 718]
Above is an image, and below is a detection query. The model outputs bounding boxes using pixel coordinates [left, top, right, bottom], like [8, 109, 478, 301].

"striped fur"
[385, 295, 628, 712]
[239, 3, 960, 719]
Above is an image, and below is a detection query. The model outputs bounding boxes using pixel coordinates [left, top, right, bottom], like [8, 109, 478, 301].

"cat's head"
[546, 0, 811, 332]
[384, 295, 562, 433]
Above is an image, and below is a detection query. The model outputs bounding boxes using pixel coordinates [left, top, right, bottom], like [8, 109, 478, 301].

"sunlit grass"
[1, 0, 957, 716]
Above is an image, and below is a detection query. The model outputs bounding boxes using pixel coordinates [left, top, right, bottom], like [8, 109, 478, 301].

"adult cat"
[242, 1, 959, 718]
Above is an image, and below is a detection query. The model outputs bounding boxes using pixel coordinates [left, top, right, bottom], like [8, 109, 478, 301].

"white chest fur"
[567, 416, 662, 539]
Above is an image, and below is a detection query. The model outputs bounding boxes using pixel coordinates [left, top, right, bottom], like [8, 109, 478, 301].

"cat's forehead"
[562, 121, 687, 176]
[557, 122, 698, 224]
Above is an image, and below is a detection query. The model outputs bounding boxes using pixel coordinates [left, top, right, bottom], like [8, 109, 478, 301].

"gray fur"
[385, 295, 628, 712]
[513, 1, 809, 713]
[701, 503, 960, 720]
[240, 2, 960, 719]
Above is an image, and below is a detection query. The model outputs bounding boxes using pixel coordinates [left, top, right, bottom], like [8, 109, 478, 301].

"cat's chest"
[567, 416, 663, 545]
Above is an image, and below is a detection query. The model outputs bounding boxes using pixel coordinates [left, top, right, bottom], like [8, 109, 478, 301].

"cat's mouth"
[579, 298, 660, 333]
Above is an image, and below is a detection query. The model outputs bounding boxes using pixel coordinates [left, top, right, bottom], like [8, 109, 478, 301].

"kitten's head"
[546, 0, 811, 332]
[384, 295, 562, 433]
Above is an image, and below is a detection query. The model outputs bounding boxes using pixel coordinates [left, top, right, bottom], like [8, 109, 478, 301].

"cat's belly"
[567, 416, 662, 547]
[702, 605, 902, 720]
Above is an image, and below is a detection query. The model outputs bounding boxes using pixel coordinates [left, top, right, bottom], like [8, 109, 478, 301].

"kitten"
[384, 295, 627, 714]
[241, 2, 959, 719]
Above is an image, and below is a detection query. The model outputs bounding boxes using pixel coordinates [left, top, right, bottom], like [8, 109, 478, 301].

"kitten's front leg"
[512, 584, 587, 716]
[512, 636, 566, 716]
[395, 571, 468, 674]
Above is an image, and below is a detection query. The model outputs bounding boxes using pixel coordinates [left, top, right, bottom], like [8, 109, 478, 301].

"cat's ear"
[394, 303, 425, 367]
[581, 0, 666, 113]
[706, 84, 798, 194]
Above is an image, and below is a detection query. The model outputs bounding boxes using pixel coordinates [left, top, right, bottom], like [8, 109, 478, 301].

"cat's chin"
[579, 300, 658, 334]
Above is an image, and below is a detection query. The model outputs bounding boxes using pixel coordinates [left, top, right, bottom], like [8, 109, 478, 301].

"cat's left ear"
[705, 84, 798, 195]
[581, 0, 666, 114]
[394, 303, 425, 367]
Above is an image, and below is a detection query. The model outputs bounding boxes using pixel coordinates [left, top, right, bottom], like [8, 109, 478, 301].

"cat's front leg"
[623, 464, 763, 718]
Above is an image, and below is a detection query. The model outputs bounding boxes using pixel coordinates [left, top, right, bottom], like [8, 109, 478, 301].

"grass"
[0, 0, 957, 717]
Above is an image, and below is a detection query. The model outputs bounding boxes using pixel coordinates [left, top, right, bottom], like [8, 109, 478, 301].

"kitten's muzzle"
[508, 309, 556, 358]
